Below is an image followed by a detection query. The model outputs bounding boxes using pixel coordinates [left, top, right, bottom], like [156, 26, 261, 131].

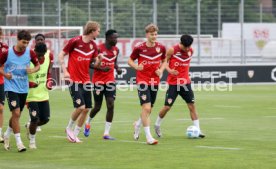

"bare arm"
[166, 47, 179, 75]
[128, 58, 143, 71]
[58, 51, 70, 79]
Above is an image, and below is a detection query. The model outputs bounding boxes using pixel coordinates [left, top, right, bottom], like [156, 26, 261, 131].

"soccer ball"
[186, 125, 200, 138]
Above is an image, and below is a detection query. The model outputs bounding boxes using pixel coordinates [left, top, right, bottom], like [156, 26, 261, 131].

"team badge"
[156, 47, 160, 53]
[96, 90, 101, 95]
[248, 70, 254, 78]
[90, 44, 93, 50]
[113, 50, 117, 56]
[167, 98, 173, 104]
[31, 111, 37, 117]
[76, 99, 81, 105]
[11, 100, 17, 107]
[141, 94, 147, 101]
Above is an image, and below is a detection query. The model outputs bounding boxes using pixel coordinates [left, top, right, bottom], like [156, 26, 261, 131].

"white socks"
[67, 118, 75, 129]
[135, 118, 142, 128]
[4, 126, 13, 138]
[193, 119, 201, 131]
[73, 125, 81, 137]
[155, 116, 163, 126]
[86, 117, 93, 125]
[104, 122, 112, 136]
[30, 134, 36, 144]
[144, 126, 153, 141]
[14, 133, 23, 145]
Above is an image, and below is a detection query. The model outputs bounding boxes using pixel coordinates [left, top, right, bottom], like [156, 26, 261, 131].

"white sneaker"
[133, 121, 140, 141]
[17, 143, 27, 152]
[146, 138, 158, 145]
[29, 142, 37, 149]
[4, 136, 10, 151]
[75, 137, 82, 143]
[154, 125, 162, 138]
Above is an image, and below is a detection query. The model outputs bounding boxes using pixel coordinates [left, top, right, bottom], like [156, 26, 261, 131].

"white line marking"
[214, 105, 241, 108]
[196, 146, 241, 150]
[263, 116, 276, 118]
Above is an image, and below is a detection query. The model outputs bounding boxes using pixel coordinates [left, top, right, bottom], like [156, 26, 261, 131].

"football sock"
[73, 125, 81, 137]
[104, 122, 112, 135]
[193, 119, 201, 131]
[86, 117, 93, 124]
[30, 134, 36, 144]
[14, 133, 23, 145]
[4, 126, 13, 138]
[67, 118, 75, 129]
[0, 128, 2, 136]
[135, 118, 142, 127]
[155, 116, 163, 126]
[144, 126, 153, 141]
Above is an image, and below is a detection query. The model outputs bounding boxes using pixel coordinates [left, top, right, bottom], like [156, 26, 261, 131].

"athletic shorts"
[137, 84, 159, 106]
[5, 91, 27, 111]
[93, 83, 116, 103]
[69, 83, 92, 108]
[27, 101, 50, 123]
[0, 84, 5, 105]
[164, 84, 195, 106]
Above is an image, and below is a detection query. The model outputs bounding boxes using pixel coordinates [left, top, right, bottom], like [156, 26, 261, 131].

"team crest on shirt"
[76, 99, 81, 105]
[156, 47, 160, 53]
[96, 90, 101, 95]
[11, 100, 17, 107]
[141, 94, 147, 101]
[89, 44, 93, 50]
[113, 50, 117, 56]
[31, 111, 37, 117]
[167, 98, 173, 104]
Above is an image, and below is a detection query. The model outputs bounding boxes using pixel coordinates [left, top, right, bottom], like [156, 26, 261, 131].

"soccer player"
[84, 29, 122, 140]
[0, 30, 40, 152]
[26, 33, 51, 132]
[128, 23, 166, 145]
[25, 38, 54, 149]
[0, 27, 8, 143]
[59, 21, 101, 143]
[154, 34, 205, 138]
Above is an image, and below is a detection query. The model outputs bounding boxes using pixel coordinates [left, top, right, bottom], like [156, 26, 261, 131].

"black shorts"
[137, 84, 158, 106]
[164, 84, 195, 107]
[0, 84, 5, 105]
[5, 91, 27, 111]
[28, 101, 50, 123]
[93, 83, 116, 103]
[69, 83, 92, 108]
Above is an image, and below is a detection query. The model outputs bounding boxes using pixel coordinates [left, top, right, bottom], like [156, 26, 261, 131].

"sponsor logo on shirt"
[174, 62, 189, 67]
[141, 60, 161, 65]
[77, 56, 91, 61]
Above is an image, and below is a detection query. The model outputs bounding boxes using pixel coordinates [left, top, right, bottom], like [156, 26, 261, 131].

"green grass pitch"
[0, 85, 275, 169]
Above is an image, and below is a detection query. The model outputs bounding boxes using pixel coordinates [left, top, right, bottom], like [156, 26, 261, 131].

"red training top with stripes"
[167, 44, 193, 85]
[63, 35, 98, 83]
[130, 42, 166, 85]
[92, 43, 119, 84]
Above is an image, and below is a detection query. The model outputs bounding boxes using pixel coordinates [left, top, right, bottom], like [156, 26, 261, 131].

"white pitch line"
[263, 116, 276, 118]
[214, 105, 241, 108]
[196, 146, 241, 150]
